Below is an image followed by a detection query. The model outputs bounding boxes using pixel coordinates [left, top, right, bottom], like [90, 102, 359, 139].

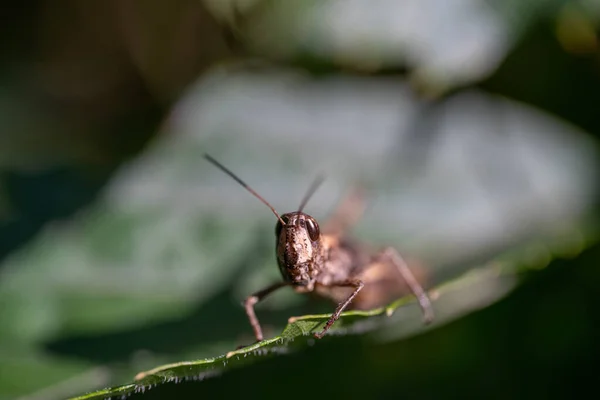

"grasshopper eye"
[305, 218, 320, 241]
[275, 221, 283, 237]
[275, 216, 288, 237]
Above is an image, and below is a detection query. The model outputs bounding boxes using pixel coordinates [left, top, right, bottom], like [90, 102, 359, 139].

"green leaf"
[68, 228, 596, 400]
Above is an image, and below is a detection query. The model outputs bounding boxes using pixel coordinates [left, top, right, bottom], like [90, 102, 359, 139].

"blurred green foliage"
[0, 1, 599, 399]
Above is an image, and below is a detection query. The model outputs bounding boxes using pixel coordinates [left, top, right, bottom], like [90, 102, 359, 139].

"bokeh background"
[1, 1, 599, 399]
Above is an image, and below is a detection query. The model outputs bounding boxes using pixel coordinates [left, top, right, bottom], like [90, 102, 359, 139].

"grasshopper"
[205, 154, 434, 341]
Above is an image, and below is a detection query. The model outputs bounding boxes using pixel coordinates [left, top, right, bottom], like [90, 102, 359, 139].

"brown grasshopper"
[205, 154, 434, 341]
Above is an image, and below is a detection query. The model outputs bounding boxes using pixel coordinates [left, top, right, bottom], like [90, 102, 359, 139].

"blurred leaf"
[1, 68, 597, 399]
[208, 0, 571, 93]
[0, 346, 99, 400]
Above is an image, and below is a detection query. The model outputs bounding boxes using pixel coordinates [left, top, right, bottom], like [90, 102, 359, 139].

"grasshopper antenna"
[204, 154, 285, 225]
[298, 174, 325, 213]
